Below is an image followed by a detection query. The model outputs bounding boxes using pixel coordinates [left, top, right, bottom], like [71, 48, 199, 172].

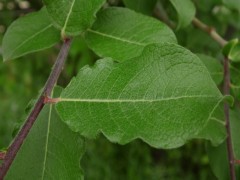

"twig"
[0, 38, 72, 179]
[192, 17, 228, 47]
[224, 57, 236, 180]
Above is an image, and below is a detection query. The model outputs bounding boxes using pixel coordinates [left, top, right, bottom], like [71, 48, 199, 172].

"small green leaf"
[207, 108, 240, 180]
[222, 38, 238, 57]
[5, 87, 85, 179]
[169, 0, 196, 29]
[43, 0, 106, 37]
[123, 0, 157, 15]
[197, 54, 223, 85]
[85, 7, 177, 62]
[222, 38, 240, 62]
[56, 43, 222, 149]
[2, 8, 60, 61]
[229, 43, 240, 62]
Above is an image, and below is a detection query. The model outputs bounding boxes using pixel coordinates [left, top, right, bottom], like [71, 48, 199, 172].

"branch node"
[43, 96, 60, 104]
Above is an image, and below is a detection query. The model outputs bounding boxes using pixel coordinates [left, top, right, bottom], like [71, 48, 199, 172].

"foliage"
[0, 0, 240, 179]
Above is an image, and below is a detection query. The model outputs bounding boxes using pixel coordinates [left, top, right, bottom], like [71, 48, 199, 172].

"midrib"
[59, 95, 220, 103]
[87, 29, 145, 46]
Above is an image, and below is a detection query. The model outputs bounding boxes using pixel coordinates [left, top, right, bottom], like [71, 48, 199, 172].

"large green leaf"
[207, 108, 240, 180]
[56, 43, 223, 149]
[2, 8, 60, 61]
[5, 88, 85, 179]
[169, 0, 196, 29]
[197, 54, 223, 85]
[85, 7, 177, 62]
[123, 0, 157, 15]
[43, 0, 106, 37]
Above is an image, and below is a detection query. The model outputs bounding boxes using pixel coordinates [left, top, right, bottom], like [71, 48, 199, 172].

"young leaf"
[56, 43, 223, 149]
[123, 0, 157, 15]
[207, 108, 240, 180]
[222, 39, 240, 62]
[197, 54, 223, 85]
[2, 8, 60, 61]
[5, 88, 85, 179]
[169, 0, 196, 29]
[85, 7, 177, 62]
[43, 0, 106, 37]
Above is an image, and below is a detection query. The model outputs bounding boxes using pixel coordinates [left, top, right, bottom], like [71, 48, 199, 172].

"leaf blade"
[85, 7, 177, 61]
[2, 8, 60, 61]
[169, 0, 196, 29]
[56, 43, 222, 149]
[43, 0, 106, 36]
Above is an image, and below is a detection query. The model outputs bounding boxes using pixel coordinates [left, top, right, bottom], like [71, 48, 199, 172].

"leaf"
[123, 0, 157, 15]
[207, 108, 240, 180]
[194, 103, 226, 146]
[56, 43, 223, 149]
[43, 0, 106, 37]
[169, 0, 196, 29]
[2, 8, 60, 61]
[84, 7, 177, 62]
[230, 63, 240, 100]
[223, 0, 240, 12]
[197, 54, 223, 85]
[5, 87, 85, 179]
[222, 38, 240, 62]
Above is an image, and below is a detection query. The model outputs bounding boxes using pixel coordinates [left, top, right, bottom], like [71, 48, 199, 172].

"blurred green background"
[1, 0, 240, 179]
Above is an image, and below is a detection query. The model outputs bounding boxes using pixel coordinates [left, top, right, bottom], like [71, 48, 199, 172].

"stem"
[192, 17, 228, 47]
[224, 57, 236, 180]
[0, 38, 72, 178]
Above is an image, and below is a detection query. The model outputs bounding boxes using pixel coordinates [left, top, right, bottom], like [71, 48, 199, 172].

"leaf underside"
[56, 43, 223, 149]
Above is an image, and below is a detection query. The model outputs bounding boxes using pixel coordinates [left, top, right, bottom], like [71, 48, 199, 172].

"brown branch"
[224, 57, 236, 180]
[192, 17, 228, 47]
[0, 38, 72, 179]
